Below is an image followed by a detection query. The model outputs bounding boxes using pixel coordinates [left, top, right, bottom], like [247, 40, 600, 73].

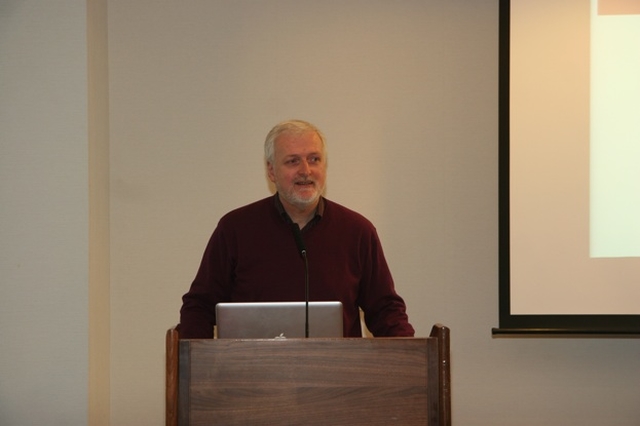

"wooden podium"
[166, 325, 451, 426]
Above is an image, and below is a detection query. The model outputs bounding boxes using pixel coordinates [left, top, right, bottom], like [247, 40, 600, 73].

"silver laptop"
[215, 301, 343, 339]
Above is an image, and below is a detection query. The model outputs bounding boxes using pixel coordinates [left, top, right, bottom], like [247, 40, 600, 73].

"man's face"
[267, 130, 326, 211]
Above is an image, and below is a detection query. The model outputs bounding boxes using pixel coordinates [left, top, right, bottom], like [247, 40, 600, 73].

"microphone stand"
[301, 249, 309, 338]
[291, 223, 309, 338]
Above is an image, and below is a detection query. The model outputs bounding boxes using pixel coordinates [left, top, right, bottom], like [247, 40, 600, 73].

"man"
[179, 120, 414, 338]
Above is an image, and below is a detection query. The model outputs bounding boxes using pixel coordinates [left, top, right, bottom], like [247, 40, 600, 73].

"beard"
[277, 180, 325, 209]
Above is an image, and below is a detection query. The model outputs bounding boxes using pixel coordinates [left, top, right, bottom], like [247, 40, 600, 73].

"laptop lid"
[215, 301, 343, 339]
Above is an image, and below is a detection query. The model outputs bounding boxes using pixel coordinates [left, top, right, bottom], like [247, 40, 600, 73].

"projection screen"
[495, 0, 640, 334]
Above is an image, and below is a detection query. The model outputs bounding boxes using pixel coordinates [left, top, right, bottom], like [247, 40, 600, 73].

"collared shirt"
[272, 192, 324, 232]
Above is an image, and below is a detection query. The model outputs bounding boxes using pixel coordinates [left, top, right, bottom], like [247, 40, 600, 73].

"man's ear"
[266, 162, 276, 183]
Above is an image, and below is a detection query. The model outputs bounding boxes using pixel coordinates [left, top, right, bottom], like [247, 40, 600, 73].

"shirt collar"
[273, 193, 324, 225]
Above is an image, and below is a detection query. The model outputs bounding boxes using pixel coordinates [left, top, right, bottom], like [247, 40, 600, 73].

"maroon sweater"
[179, 195, 414, 338]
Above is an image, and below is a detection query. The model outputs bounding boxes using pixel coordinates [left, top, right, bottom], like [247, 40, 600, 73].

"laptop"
[215, 301, 343, 339]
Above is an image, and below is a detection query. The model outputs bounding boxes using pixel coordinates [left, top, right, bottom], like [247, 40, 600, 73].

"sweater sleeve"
[357, 228, 415, 337]
[178, 223, 234, 339]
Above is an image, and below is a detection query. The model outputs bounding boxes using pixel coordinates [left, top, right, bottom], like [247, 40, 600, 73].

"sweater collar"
[273, 193, 324, 228]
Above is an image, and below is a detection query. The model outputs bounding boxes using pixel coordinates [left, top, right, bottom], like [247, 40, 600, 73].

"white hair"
[264, 119, 326, 165]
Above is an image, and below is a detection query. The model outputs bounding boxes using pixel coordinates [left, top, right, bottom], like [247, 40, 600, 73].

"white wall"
[107, 1, 640, 425]
[0, 1, 90, 425]
[88, 0, 111, 424]
[2, 1, 639, 425]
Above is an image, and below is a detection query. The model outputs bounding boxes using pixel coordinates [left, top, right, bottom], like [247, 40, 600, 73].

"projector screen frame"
[494, 0, 640, 337]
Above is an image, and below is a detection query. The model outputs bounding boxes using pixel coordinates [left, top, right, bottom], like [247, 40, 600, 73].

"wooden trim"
[431, 323, 452, 426]
[165, 327, 179, 426]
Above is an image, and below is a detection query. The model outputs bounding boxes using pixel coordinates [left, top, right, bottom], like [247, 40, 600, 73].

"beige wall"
[107, 1, 640, 425]
[0, 1, 90, 424]
[1, 1, 639, 425]
[88, 0, 111, 424]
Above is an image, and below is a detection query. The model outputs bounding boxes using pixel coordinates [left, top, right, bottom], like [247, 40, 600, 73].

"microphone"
[291, 223, 310, 338]
[292, 223, 306, 257]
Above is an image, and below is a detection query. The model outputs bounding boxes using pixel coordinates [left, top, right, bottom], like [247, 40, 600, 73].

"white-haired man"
[179, 120, 414, 338]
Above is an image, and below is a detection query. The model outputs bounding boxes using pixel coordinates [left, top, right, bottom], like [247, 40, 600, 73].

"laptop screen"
[215, 301, 343, 339]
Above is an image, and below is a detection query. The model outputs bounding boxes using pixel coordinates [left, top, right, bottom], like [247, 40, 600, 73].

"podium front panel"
[178, 338, 438, 426]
